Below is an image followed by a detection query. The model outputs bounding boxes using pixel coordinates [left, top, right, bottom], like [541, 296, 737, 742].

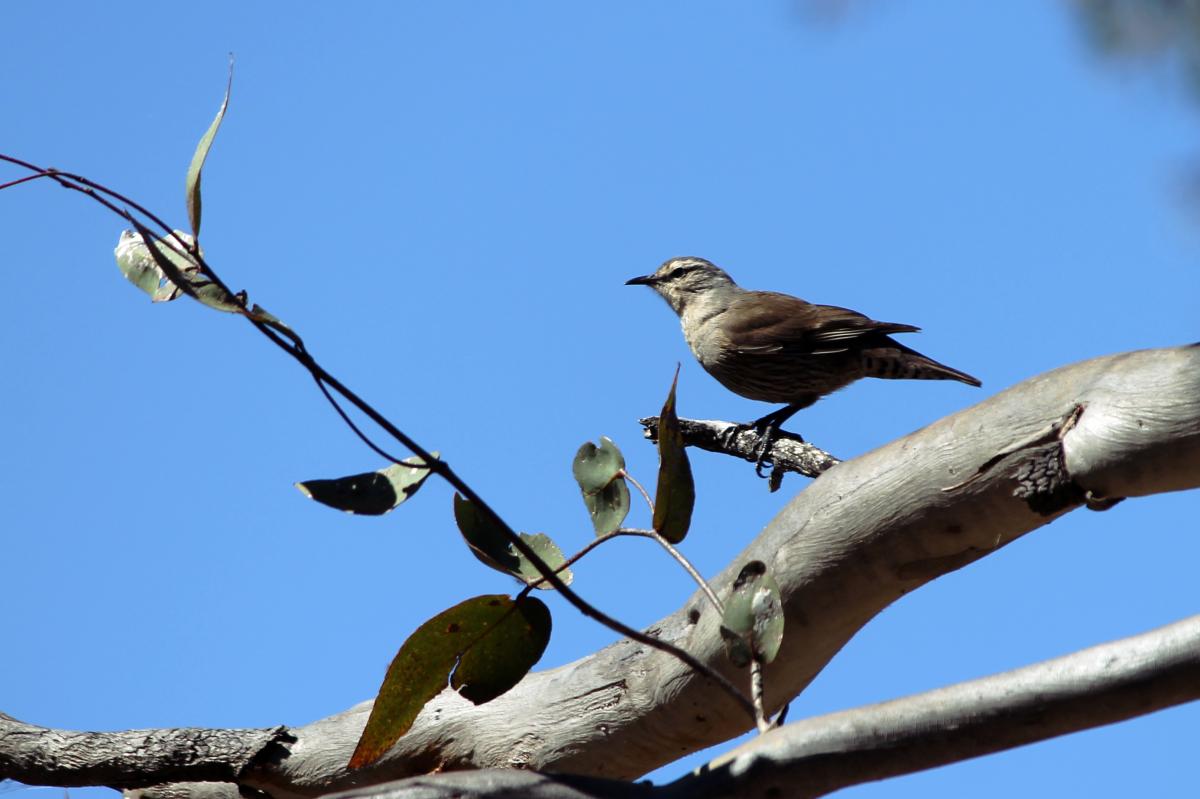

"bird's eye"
[669, 266, 689, 280]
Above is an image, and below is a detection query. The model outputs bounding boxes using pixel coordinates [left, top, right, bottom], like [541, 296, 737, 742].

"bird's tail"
[860, 340, 982, 387]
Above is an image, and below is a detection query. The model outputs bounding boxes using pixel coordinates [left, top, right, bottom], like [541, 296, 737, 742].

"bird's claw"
[722, 418, 803, 481]
[719, 422, 749, 450]
[752, 422, 777, 478]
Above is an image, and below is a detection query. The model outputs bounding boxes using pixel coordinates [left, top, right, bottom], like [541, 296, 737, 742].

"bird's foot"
[749, 419, 806, 478]
[723, 411, 806, 479]
[719, 421, 753, 450]
[752, 421, 777, 478]
[717, 421, 778, 477]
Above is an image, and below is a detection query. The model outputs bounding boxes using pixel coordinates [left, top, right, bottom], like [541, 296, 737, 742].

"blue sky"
[2, 2, 1197, 797]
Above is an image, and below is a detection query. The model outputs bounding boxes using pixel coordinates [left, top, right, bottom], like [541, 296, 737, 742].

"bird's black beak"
[625, 274, 655, 286]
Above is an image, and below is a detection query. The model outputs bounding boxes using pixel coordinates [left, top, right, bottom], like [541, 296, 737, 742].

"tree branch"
[662, 612, 1200, 798]
[638, 417, 839, 486]
[6, 345, 1199, 799]
[0, 713, 292, 789]
[241, 612, 1200, 798]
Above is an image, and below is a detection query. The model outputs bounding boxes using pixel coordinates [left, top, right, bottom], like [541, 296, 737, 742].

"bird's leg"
[748, 403, 804, 477]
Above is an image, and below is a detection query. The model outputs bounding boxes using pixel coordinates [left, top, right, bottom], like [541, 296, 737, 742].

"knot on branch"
[1011, 442, 1083, 515]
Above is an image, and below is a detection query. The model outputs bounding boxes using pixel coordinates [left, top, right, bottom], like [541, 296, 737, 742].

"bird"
[626, 256, 981, 470]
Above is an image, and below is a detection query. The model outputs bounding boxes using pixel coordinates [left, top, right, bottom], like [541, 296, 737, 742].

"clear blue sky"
[2, 2, 1197, 797]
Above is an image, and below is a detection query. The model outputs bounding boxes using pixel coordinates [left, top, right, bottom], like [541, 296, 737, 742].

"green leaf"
[451, 594, 552, 703]
[718, 623, 755, 668]
[584, 479, 630, 536]
[652, 367, 695, 543]
[517, 532, 573, 589]
[186, 61, 233, 240]
[123, 221, 245, 313]
[572, 437, 624, 492]
[349, 593, 551, 769]
[572, 437, 630, 535]
[249, 304, 282, 326]
[720, 560, 785, 667]
[114, 229, 198, 303]
[295, 453, 438, 515]
[452, 494, 572, 589]
[453, 493, 521, 574]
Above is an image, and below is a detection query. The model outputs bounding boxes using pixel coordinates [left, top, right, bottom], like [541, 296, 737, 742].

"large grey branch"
[262, 612, 1200, 799]
[322, 770, 648, 799]
[6, 345, 1198, 799]
[663, 612, 1200, 798]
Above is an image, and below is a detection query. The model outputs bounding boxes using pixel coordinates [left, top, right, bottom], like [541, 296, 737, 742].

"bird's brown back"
[693, 290, 976, 404]
[722, 291, 921, 355]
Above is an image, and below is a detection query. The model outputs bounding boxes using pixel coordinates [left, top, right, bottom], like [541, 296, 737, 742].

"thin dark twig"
[0, 159, 242, 317]
[0, 154, 759, 724]
[269, 338, 757, 717]
[287, 346, 757, 719]
[0, 172, 53, 191]
[309, 372, 410, 467]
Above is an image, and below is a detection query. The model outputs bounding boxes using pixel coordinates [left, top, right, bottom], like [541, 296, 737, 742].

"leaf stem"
[751, 659, 770, 733]
[617, 528, 723, 615]
[622, 469, 655, 515]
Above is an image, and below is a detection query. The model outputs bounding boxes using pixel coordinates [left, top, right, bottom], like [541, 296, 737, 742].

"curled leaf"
[451, 594, 552, 702]
[114, 229, 198, 303]
[652, 367, 694, 543]
[720, 560, 785, 667]
[186, 60, 233, 239]
[452, 494, 572, 588]
[572, 437, 624, 492]
[120, 222, 244, 313]
[295, 453, 438, 515]
[572, 437, 630, 535]
[349, 593, 551, 769]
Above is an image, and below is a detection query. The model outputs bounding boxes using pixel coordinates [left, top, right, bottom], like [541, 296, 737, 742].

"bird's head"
[625, 256, 738, 314]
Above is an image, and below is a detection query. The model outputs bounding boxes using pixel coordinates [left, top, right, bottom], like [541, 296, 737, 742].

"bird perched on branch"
[626, 256, 981, 472]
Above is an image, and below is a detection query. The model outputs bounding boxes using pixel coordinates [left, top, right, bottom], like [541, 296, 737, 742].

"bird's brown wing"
[726, 292, 919, 356]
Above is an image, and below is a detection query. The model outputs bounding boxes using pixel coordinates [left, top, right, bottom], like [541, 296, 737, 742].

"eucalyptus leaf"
[718, 623, 754, 668]
[295, 453, 438, 515]
[453, 494, 572, 588]
[652, 367, 694, 543]
[451, 594, 552, 702]
[123, 221, 243, 313]
[349, 593, 551, 770]
[573, 438, 630, 535]
[583, 479, 630, 536]
[114, 229, 197, 303]
[720, 560, 785, 666]
[186, 62, 232, 239]
[572, 437, 625, 493]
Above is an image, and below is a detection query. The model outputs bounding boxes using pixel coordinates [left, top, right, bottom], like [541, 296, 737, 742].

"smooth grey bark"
[3, 345, 1197, 799]
[664, 612, 1200, 798]
[16, 612, 1200, 799]
[271, 612, 1200, 798]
